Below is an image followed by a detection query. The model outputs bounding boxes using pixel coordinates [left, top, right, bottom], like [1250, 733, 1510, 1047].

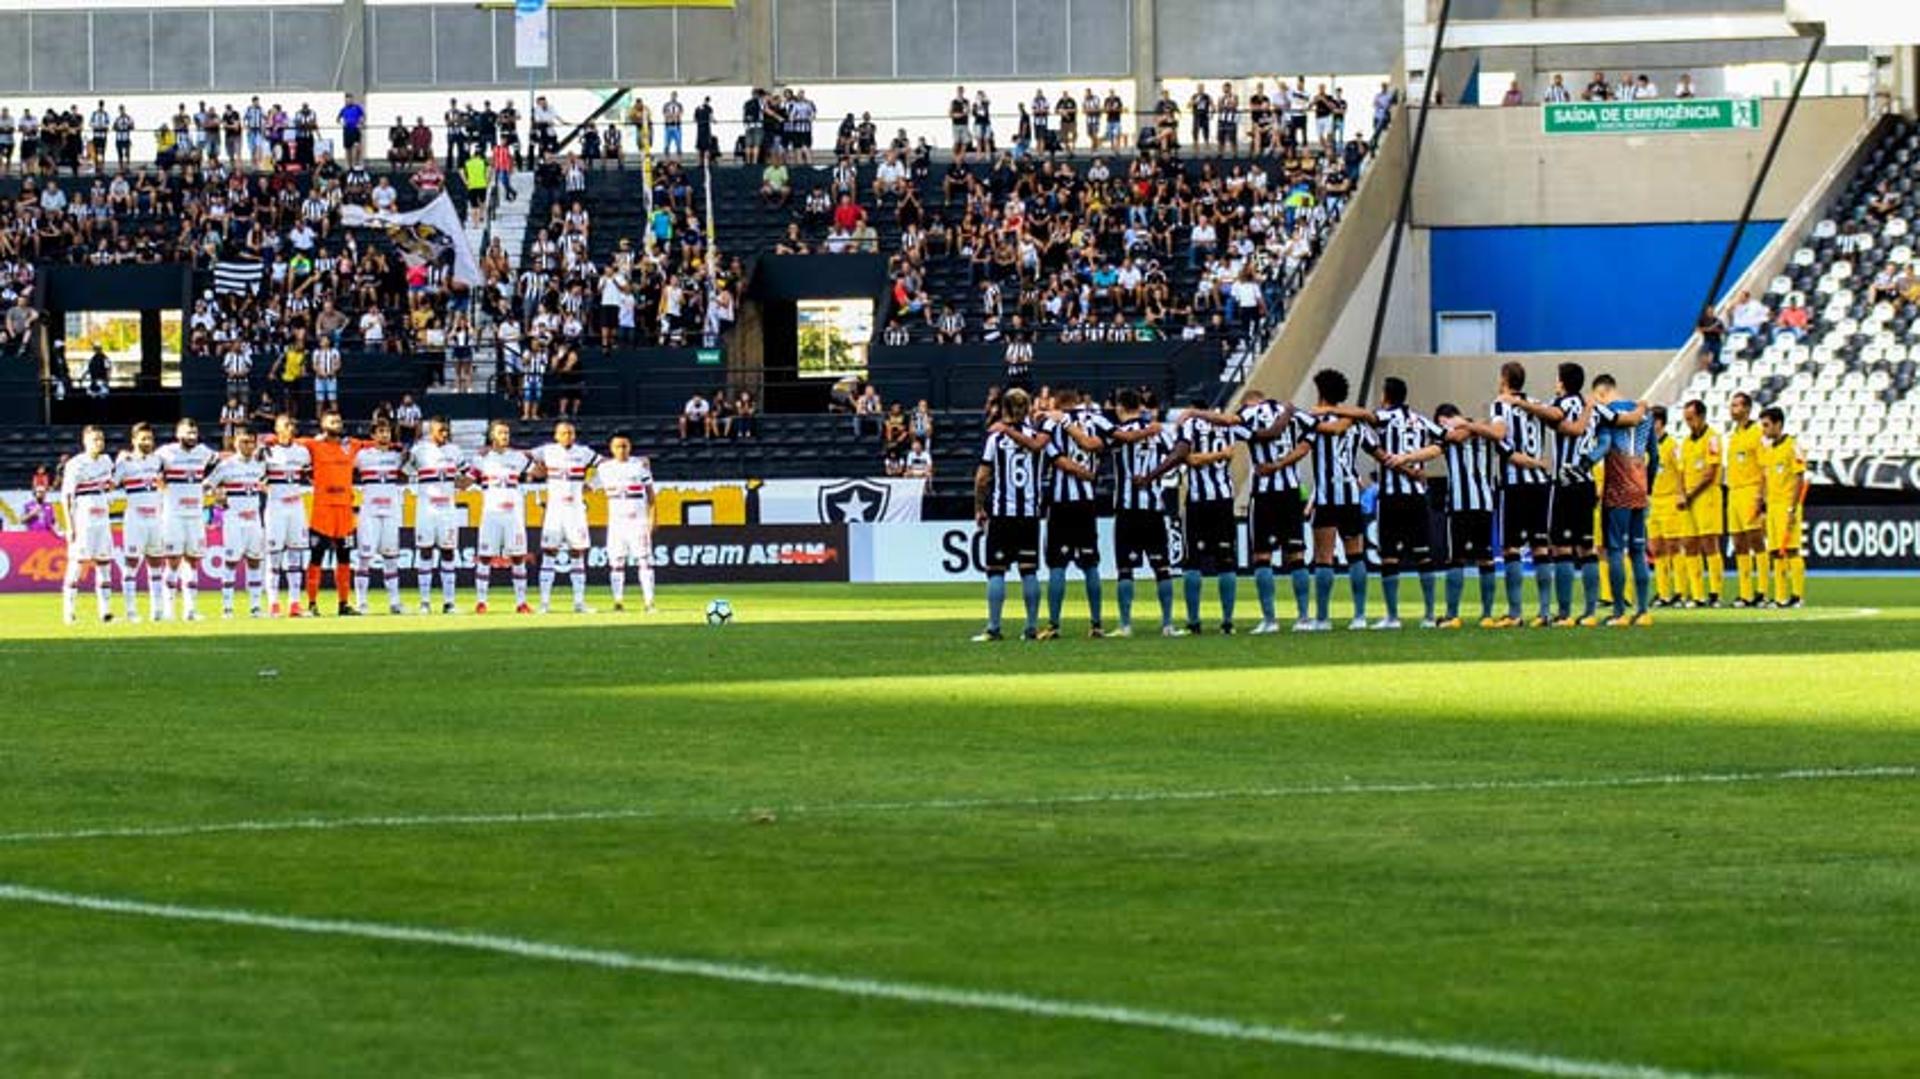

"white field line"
[0, 882, 1722, 1079]
[1, 766, 1911, 847]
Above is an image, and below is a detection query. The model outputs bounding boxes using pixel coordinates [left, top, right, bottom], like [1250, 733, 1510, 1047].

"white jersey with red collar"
[113, 450, 162, 511]
[353, 445, 407, 518]
[155, 441, 217, 519]
[533, 442, 600, 508]
[263, 442, 312, 509]
[206, 453, 269, 521]
[62, 453, 116, 505]
[592, 456, 654, 520]
[406, 440, 470, 509]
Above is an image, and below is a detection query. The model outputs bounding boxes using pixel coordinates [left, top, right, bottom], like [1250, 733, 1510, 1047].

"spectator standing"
[1502, 80, 1525, 106]
[662, 92, 684, 160]
[1544, 75, 1572, 103]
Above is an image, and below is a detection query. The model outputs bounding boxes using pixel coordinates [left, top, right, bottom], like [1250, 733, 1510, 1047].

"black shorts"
[1045, 502, 1100, 568]
[1249, 490, 1308, 561]
[309, 530, 355, 552]
[1377, 493, 1432, 564]
[1550, 482, 1597, 549]
[343, 127, 361, 148]
[1114, 508, 1170, 573]
[985, 516, 1040, 570]
[1501, 483, 1551, 550]
[1314, 501, 1368, 540]
[1448, 510, 1494, 566]
[1183, 499, 1236, 573]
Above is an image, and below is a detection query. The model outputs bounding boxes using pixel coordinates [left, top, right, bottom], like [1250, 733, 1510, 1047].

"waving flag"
[339, 193, 482, 287]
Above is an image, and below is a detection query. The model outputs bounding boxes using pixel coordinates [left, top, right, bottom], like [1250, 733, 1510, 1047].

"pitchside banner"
[0, 525, 848, 592]
[758, 478, 927, 524]
[1804, 504, 1920, 571]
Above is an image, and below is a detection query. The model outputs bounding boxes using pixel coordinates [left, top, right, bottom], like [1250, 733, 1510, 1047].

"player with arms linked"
[1105, 388, 1180, 637]
[972, 387, 1050, 641]
[1038, 388, 1110, 638]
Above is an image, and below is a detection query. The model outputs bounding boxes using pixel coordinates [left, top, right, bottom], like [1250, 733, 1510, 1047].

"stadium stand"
[1681, 115, 1920, 461]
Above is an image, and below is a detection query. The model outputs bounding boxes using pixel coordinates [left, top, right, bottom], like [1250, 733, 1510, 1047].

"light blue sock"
[1606, 551, 1628, 618]
[1504, 561, 1524, 618]
[1554, 560, 1575, 618]
[1182, 570, 1203, 627]
[1082, 566, 1103, 628]
[1020, 572, 1040, 631]
[1313, 565, 1335, 622]
[1216, 572, 1237, 627]
[1445, 567, 1464, 618]
[1580, 558, 1600, 618]
[1348, 559, 1368, 621]
[1381, 570, 1400, 621]
[1534, 561, 1554, 620]
[1290, 567, 1311, 620]
[1116, 576, 1135, 627]
[986, 573, 1007, 632]
[1254, 565, 1276, 622]
[1156, 575, 1176, 628]
[1046, 566, 1068, 627]
[1479, 567, 1498, 619]
[1419, 569, 1437, 620]
[1631, 550, 1651, 615]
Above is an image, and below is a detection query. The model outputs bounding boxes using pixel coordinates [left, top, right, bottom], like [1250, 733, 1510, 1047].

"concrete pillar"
[1131, 0, 1154, 114]
[340, 0, 370, 99]
[746, 0, 775, 90]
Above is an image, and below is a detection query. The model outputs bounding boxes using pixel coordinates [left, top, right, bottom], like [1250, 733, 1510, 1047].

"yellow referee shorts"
[1685, 493, 1724, 540]
[1766, 504, 1803, 552]
[1727, 485, 1764, 534]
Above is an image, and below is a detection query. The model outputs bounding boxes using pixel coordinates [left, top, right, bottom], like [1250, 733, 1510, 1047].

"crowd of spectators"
[1514, 71, 1698, 106]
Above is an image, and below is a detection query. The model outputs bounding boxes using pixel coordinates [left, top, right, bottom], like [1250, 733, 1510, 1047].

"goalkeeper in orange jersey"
[298, 409, 370, 616]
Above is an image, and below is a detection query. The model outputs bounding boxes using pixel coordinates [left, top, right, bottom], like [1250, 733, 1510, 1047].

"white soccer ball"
[705, 598, 734, 625]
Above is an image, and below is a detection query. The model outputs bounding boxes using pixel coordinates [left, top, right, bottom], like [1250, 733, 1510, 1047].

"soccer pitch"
[3, 580, 1918, 1077]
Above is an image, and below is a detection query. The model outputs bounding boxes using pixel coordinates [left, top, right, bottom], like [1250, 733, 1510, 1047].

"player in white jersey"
[155, 418, 217, 621]
[58, 426, 118, 624]
[532, 420, 601, 613]
[205, 428, 270, 618]
[351, 418, 408, 614]
[591, 430, 657, 613]
[470, 418, 534, 614]
[263, 413, 313, 617]
[113, 422, 167, 621]
[405, 415, 470, 614]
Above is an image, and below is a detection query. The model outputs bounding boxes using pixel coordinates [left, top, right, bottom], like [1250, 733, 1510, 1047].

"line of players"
[55, 413, 660, 625]
[970, 361, 1809, 640]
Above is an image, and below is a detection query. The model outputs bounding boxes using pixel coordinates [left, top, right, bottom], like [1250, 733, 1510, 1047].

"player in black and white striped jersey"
[1139, 399, 1251, 634]
[1362, 378, 1443, 629]
[972, 388, 1051, 641]
[1504, 361, 1601, 624]
[1039, 388, 1112, 638]
[1487, 361, 1555, 627]
[1301, 369, 1383, 632]
[1237, 389, 1315, 634]
[1106, 389, 1180, 637]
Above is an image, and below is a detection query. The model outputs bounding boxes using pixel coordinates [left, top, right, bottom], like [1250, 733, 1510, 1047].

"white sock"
[440, 562, 457, 606]
[353, 557, 369, 608]
[246, 567, 263, 612]
[610, 561, 626, 606]
[122, 560, 140, 614]
[639, 559, 656, 607]
[539, 556, 557, 606]
[512, 564, 528, 605]
[475, 563, 491, 605]
[159, 569, 175, 617]
[384, 560, 401, 607]
[417, 550, 436, 606]
[62, 575, 78, 620]
[570, 560, 586, 607]
[179, 565, 197, 614]
[95, 571, 113, 618]
[263, 555, 279, 610]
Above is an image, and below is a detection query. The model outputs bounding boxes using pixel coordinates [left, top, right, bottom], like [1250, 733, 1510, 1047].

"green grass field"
[3, 578, 1918, 1077]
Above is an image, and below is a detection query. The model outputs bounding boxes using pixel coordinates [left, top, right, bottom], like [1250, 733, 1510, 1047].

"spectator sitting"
[678, 392, 710, 440]
[829, 373, 860, 413]
[2, 295, 39, 356]
[706, 388, 731, 438]
[910, 399, 934, 448]
[852, 383, 883, 438]
[760, 157, 790, 206]
[1727, 290, 1770, 336]
[881, 402, 911, 471]
[731, 390, 757, 439]
[873, 150, 910, 202]
[1773, 295, 1811, 343]
[832, 193, 866, 233]
[903, 437, 933, 479]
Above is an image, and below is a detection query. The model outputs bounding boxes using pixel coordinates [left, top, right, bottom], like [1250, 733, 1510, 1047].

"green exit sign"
[1544, 98, 1762, 135]
[695, 348, 723, 365]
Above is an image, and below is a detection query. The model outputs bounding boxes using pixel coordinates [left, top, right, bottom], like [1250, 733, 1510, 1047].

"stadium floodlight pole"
[1701, 27, 1825, 320]
[1358, 0, 1453, 404]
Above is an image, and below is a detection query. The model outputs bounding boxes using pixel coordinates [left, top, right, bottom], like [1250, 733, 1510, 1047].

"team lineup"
[971, 363, 1812, 640]
[54, 414, 660, 625]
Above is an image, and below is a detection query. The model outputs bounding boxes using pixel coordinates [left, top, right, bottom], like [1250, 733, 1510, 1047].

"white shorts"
[540, 500, 590, 551]
[478, 511, 528, 559]
[68, 503, 115, 562]
[121, 503, 165, 559]
[224, 511, 266, 562]
[163, 512, 208, 559]
[356, 513, 402, 557]
[606, 514, 653, 563]
[414, 498, 463, 550]
[266, 498, 308, 553]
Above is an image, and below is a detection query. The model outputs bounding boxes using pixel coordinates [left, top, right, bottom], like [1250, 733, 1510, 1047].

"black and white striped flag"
[213, 259, 264, 296]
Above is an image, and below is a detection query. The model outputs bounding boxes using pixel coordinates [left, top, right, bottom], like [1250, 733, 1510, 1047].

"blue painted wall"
[1428, 222, 1781, 352]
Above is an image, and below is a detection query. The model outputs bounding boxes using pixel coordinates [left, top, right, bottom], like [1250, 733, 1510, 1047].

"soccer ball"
[705, 599, 734, 625]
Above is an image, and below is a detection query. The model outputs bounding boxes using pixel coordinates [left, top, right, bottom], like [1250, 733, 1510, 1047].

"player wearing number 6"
[972, 387, 1050, 642]
[59, 425, 118, 625]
